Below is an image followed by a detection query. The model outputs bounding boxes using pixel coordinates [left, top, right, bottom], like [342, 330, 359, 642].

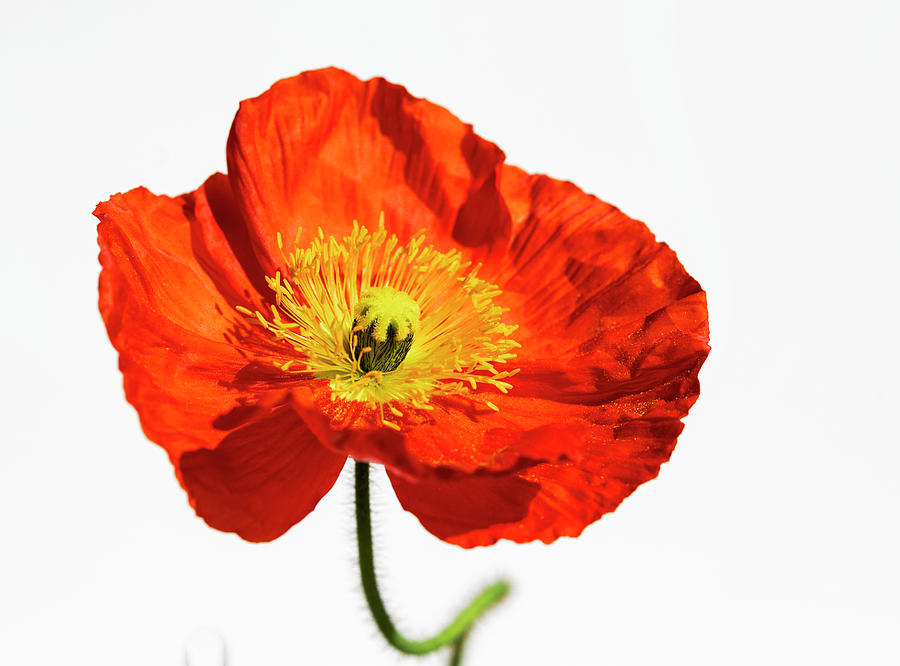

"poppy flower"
[96, 67, 709, 548]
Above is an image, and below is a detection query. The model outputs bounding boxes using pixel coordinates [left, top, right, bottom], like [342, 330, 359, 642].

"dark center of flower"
[351, 286, 420, 373]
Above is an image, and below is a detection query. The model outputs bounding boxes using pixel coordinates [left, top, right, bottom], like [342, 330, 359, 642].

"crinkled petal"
[225, 67, 511, 276]
[98, 182, 282, 452]
[309, 285, 705, 482]
[388, 170, 708, 541]
[496, 166, 707, 353]
[389, 412, 687, 547]
[178, 404, 346, 541]
[342, 169, 708, 481]
[96, 184, 345, 538]
[287, 381, 588, 480]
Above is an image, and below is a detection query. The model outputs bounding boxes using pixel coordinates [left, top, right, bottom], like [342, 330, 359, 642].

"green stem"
[448, 632, 469, 666]
[354, 461, 509, 657]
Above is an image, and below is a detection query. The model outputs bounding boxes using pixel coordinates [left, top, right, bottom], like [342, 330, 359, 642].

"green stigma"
[352, 286, 420, 373]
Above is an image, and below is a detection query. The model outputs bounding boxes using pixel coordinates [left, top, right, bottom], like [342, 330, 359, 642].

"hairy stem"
[354, 461, 508, 658]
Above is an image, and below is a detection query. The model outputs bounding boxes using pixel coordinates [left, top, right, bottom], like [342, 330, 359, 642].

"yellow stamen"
[240, 216, 519, 426]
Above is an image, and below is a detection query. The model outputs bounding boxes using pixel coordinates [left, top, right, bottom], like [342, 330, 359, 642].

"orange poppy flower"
[96, 67, 709, 548]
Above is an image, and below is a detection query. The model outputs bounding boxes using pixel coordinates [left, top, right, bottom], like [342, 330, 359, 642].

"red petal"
[389, 170, 709, 543]
[178, 404, 345, 542]
[388, 468, 541, 541]
[386, 397, 591, 477]
[389, 415, 685, 548]
[355, 173, 707, 482]
[496, 166, 707, 353]
[98, 182, 270, 454]
[288, 381, 590, 480]
[225, 67, 511, 276]
[96, 183, 344, 538]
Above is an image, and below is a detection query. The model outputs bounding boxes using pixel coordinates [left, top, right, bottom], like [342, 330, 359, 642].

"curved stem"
[354, 461, 509, 656]
[448, 632, 469, 666]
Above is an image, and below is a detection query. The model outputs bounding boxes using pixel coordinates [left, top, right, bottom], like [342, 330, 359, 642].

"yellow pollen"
[241, 215, 520, 427]
[353, 286, 419, 343]
[352, 286, 419, 373]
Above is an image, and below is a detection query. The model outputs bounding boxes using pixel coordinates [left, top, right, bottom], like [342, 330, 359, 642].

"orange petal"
[388, 468, 541, 542]
[96, 182, 344, 538]
[341, 170, 707, 482]
[388, 169, 709, 541]
[225, 67, 511, 275]
[98, 182, 275, 453]
[389, 415, 685, 547]
[179, 404, 346, 542]
[288, 382, 589, 480]
[496, 166, 708, 353]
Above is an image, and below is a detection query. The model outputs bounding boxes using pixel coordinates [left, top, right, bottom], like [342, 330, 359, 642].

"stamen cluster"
[238, 217, 519, 429]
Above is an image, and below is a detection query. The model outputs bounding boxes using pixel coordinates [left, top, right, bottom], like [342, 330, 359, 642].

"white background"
[2, 1, 898, 664]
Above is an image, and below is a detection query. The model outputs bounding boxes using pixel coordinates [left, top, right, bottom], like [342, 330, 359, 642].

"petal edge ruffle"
[225, 67, 512, 277]
[97, 183, 346, 540]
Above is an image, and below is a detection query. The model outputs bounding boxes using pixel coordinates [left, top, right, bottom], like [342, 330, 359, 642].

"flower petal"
[331, 172, 708, 482]
[286, 380, 592, 480]
[388, 468, 542, 542]
[225, 67, 511, 275]
[496, 166, 707, 353]
[98, 183, 277, 454]
[388, 171, 708, 541]
[96, 184, 345, 538]
[389, 413, 686, 548]
[178, 404, 346, 542]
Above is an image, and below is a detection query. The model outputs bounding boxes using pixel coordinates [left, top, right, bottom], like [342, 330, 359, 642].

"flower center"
[238, 216, 520, 429]
[352, 286, 419, 373]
